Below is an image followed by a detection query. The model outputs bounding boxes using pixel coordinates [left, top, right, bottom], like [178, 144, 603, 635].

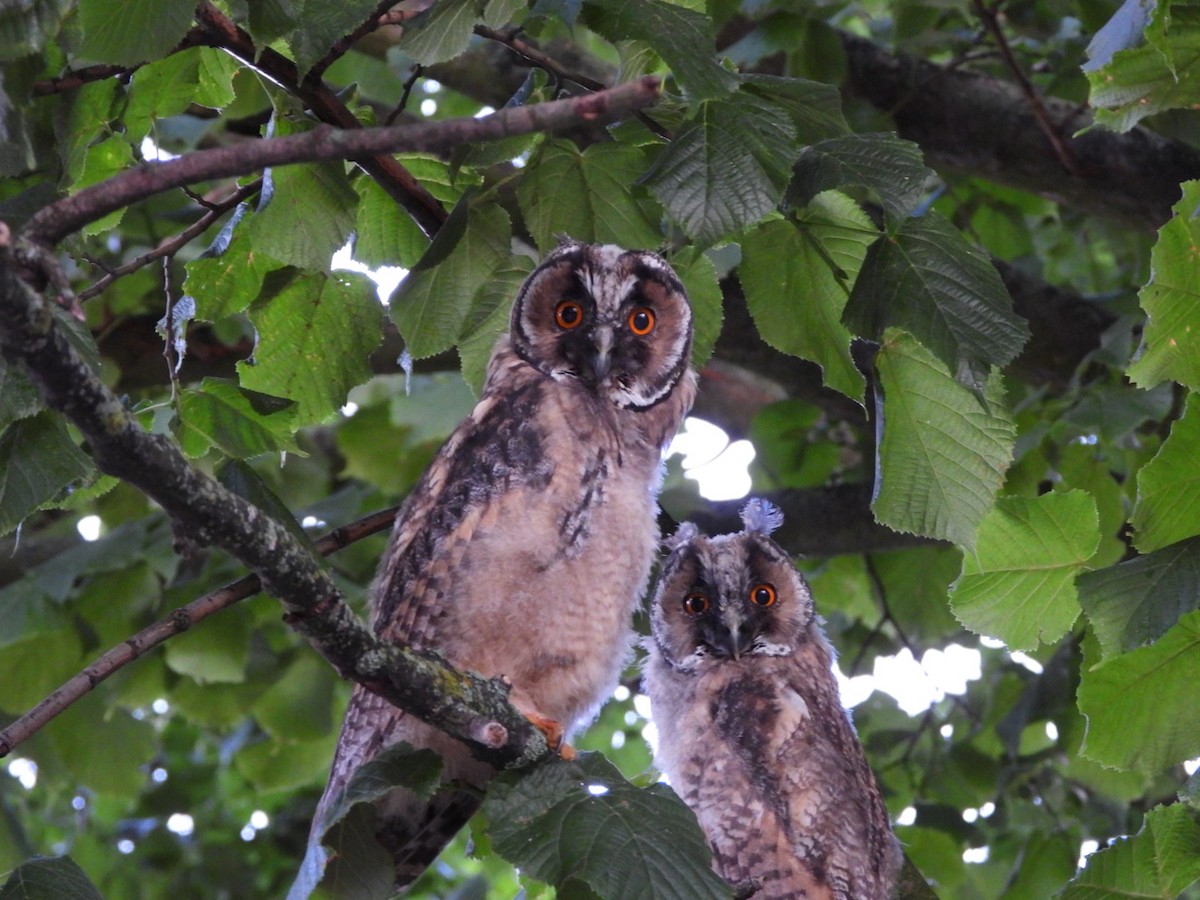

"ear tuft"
[663, 521, 700, 551]
[740, 498, 784, 535]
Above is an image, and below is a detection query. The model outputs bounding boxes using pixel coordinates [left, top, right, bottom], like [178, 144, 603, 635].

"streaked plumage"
[308, 241, 696, 890]
[644, 500, 901, 900]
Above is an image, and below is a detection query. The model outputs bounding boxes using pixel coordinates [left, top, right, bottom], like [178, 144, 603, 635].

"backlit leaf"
[77, 0, 194, 66]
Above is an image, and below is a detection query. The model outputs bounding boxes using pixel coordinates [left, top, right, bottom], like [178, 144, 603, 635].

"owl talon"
[521, 709, 575, 759]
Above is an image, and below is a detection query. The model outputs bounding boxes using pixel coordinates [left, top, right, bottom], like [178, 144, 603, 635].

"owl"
[304, 240, 696, 891]
[644, 500, 901, 900]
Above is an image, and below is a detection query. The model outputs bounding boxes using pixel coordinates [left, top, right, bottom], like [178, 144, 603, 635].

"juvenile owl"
[644, 500, 901, 900]
[305, 241, 696, 891]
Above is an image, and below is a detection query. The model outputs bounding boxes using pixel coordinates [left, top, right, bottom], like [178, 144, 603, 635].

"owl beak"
[704, 617, 755, 660]
[589, 328, 614, 382]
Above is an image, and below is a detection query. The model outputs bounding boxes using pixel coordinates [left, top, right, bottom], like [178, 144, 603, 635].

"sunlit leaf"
[740, 194, 876, 404]
[238, 271, 383, 423]
[873, 329, 1015, 547]
[1128, 180, 1200, 390]
[1079, 608, 1200, 773]
[1060, 803, 1200, 897]
[949, 491, 1099, 650]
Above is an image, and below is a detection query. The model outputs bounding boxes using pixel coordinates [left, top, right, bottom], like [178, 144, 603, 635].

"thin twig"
[22, 78, 661, 246]
[972, 0, 1079, 175]
[0, 507, 399, 758]
[77, 178, 262, 302]
[474, 24, 607, 92]
[386, 64, 425, 126]
[308, 2, 418, 81]
[32, 64, 129, 96]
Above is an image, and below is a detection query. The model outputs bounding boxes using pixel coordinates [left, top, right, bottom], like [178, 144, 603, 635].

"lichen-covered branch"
[0, 239, 547, 769]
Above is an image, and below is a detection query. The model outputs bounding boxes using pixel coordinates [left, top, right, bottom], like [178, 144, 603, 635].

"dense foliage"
[2, 0, 1200, 897]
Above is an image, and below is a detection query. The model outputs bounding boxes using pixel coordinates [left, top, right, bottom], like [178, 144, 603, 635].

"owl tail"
[378, 790, 483, 887]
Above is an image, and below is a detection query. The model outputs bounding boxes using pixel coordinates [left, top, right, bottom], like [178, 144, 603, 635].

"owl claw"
[520, 709, 575, 760]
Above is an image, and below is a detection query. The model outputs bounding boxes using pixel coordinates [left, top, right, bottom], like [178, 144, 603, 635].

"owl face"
[509, 242, 693, 410]
[650, 501, 815, 673]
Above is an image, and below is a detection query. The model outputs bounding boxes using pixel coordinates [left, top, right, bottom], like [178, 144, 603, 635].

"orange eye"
[628, 307, 655, 335]
[750, 583, 777, 607]
[682, 593, 710, 616]
[555, 300, 584, 329]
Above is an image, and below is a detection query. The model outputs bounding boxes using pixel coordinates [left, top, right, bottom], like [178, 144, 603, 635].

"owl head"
[509, 241, 693, 411]
[649, 499, 816, 672]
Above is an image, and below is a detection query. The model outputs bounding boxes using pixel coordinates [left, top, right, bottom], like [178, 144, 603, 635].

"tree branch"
[0, 237, 548, 770]
[0, 506, 399, 758]
[19, 77, 661, 247]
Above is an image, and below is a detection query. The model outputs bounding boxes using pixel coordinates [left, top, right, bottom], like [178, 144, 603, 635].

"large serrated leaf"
[1128, 180, 1200, 390]
[184, 231, 279, 322]
[1132, 392, 1200, 551]
[0, 412, 94, 538]
[844, 211, 1030, 392]
[786, 133, 930, 228]
[287, 0, 383, 77]
[583, 0, 737, 101]
[739, 74, 850, 144]
[517, 139, 663, 252]
[77, 0, 194, 66]
[1078, 537, 1200, 660]
[238, 271, 383, 423]
[642, 92, 797, 245]
[391, 202, 512, 359]
[123, 48, 204, 144]
[0, 855, 104, 900]
[872, 329, 1015, 547]
[399, 0, 480, 66]
[948, 491, 1099, 650]
[740, 195, 876, 404]
[1060, 803, 1200, 898]
[176, 378, 301, 459]
[248, 159, 357, 272]
[483, 753, 733, 900]
[1086, 0, 1200, 131]
[1079, 608, 1200, 773]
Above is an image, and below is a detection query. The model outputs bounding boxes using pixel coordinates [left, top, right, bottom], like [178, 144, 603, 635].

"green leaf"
[0, 855, 104, 900]
[786, 133, 931, 228]
[248, 160, 357, 271]
[1133, 392, 1200, 551]
[196, 47, 239, 108]
[77, 0, 195, 66]
[484, 752, 733, 899]
[873, 330, 1016, 547]
[949, 491, 1099, 650]
[0, 630, 84, 715]
[238, 271, 383, 423]
[457, 258, 533, 393]
[740, 195, 876, 404]
[1079, 608, 1200, 773]
[235, 732, 337, 794]
[1128, 180, 1200, 390]
[517, 140, 663, 252]
[398, 0, 480, 66]
[844, 212, 1030, 392]
[0, 357, 43, 429]
[184, 230, 279, 321]
[1078, 537, 1200, 660]
[287, 0, 384, 77]
[176, 378, 301, 459]
[390, 202, 511, 360]
[583, 0, 738, 100]
[319, 742, 445, 834]
[642, 91, 797, 245]
[124, 48, 204, 144]
[163, 601, 255, 684]
[42, 696, 157, 797]
[1086, 0, 1200, 131]
[1060, 803, 1200, 898]
[71, 134, 133, 236]
[252, 654, 335, 742]
[670, 247, 724, 368]
[739, 74, 850, 144]
[0, 412, 94, 537]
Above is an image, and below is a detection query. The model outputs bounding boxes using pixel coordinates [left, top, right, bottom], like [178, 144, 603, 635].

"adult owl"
[305, 240, 696, 891]
[644, 500, 901, 900]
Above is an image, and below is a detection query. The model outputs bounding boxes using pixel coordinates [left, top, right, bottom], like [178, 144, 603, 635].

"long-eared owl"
[644, 499, 901, 900]
[305, 240, 697, 890]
